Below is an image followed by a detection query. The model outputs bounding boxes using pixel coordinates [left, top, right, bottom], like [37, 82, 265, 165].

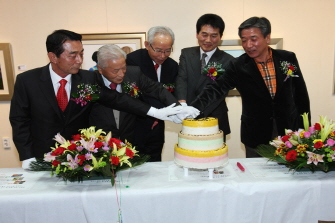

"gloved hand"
[22, 157, 36, 170]
[180, 102, 188, 107]
[147, 103, 182, 122]
[176, 106, 200, 120]
[169, 114, 183, 124]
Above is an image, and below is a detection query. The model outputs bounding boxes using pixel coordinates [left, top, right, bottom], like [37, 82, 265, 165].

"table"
[1, 158, 335, 223]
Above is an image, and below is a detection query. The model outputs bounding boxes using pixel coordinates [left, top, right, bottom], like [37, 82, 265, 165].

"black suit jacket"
[89, 66, 178, 143]
[175, 46, 234, 134]
[126, 49, 178, 147]
[191, 49, 311, 148]
[9, 64, 151, 160]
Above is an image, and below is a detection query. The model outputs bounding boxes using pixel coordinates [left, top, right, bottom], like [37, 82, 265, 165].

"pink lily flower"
[306, 151, 324, 165]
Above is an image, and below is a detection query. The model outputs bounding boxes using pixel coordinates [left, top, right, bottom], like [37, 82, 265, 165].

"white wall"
[1, 0, 335, 167]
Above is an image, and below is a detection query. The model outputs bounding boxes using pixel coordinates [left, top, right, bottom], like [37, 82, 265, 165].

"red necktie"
[109, 83, 117, 90]
[57, 79, 68, 112]
[154, 64, 159, 71]
[152, 64, 160, 129]
[110, 83, 117, 90]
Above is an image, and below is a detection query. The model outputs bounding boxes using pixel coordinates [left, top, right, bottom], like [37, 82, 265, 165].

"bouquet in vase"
[256, 113, 335, 172]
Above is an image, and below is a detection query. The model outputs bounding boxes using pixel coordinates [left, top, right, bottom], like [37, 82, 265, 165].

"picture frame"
[0, 43, 15, 101]
[219, 38, 284, 96]
[80, 32, 146, 70]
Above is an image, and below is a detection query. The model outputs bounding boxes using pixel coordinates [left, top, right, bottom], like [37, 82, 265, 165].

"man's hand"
[169, 114, 183, 124]
[22, 157, 36, 170]
[176, 106, 200, 120]
[147, 103, 182, 122]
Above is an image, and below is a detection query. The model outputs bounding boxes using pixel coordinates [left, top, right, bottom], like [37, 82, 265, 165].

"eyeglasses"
[149, 44, 173, 54]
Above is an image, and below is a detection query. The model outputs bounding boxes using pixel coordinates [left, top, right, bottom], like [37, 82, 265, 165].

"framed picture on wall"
[0, 43, 15, 101]
[219, 38, 283, 96]
[80, 32, 146, 70]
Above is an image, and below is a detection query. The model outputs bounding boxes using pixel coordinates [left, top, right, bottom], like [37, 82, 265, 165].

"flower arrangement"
[40, 127, 149, 185]
[256, 113, 335, 172]
[71, 83, 100, 106]
[202, 62, 225, 81]
[122, 82, 141, 98]
[280, 61, 299, 82]
[163, 83, 175, 92]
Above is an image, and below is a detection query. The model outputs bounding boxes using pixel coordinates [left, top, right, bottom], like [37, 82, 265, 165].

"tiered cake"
[174, 117, 228, 169]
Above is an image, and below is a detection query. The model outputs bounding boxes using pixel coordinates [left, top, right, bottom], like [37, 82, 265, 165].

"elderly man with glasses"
[126, 26, 178, 162]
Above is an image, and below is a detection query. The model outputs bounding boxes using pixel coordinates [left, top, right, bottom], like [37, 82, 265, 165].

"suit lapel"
[190, 47, 206, 89]
[38, 65, 64, 120]
[272, 50, 286, 98]
[160, 62, 171, 83]
[190, 47, 202, 75]
[65, 71, 86, 124]
[142, 50, 158, 81]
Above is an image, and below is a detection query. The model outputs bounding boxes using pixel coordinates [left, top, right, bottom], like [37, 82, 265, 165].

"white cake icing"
[181, 126, 218, 135]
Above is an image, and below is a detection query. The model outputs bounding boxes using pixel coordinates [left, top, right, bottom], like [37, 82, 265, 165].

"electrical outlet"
[2, 137, 10, 148]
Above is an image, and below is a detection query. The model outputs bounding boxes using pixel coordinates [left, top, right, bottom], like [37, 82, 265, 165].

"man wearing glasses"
[126, 26, 178, 162]
[175, 14, 234, 141]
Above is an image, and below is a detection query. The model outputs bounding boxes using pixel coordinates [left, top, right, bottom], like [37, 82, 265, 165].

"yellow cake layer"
[182, 117, 218, 128]
[174, 144, 228, 157]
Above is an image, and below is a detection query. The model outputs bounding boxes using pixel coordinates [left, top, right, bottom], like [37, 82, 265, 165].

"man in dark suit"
[191, 17, 310, 157]
[126, 26, 179, 161]
[90, 44, 179, 145]
[9, 30, 191, 169]
[175, 14, 234, 141]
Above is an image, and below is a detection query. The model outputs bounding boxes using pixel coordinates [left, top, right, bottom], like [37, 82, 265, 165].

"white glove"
[180, 102, 188, 107]
[22, 157, 36, 170]
[147, 103, 182, 122]
[176, 106, 200, 120]
[169, 114, 183, 124]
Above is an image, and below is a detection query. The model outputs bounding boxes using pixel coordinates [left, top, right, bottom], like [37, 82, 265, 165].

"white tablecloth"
[0, 158, 335, 223]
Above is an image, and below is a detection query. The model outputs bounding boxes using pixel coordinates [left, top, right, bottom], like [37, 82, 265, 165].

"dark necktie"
[110, 83, 117, 90]
[57, 79, 68, 112]
[201, 53, 207, 71]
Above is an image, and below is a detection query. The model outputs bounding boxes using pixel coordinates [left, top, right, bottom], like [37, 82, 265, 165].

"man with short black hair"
[175, 13, 233, 141]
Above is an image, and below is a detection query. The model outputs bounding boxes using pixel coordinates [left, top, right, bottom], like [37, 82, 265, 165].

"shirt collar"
[49, 64, 72, 85]
[254, 47, 273, 63]
[200, 47, 217, 60]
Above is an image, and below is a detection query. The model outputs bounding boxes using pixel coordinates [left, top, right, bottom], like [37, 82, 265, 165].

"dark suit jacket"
[175, 46, 234, 135]
[9, 64, 151, 160]
[191, 49, 311, 148]
[89, 66, 178, 143]
[126, 49, 178, 148]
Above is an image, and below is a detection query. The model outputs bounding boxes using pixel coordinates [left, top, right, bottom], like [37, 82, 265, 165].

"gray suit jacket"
[175, 46, 234, 134]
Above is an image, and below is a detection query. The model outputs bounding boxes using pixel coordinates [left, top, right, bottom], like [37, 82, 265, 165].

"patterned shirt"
[255, 48, 276, 98]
